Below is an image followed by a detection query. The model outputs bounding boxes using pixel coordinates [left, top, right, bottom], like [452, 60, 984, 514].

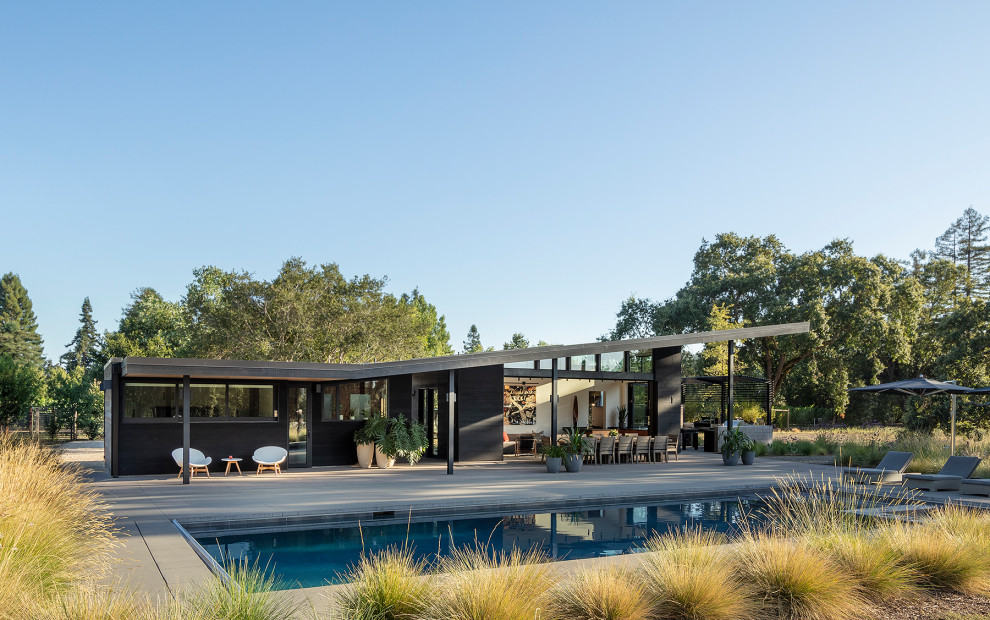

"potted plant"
[741, 435, 756, 465]
[376, 418, 406, 469]
[721, 428, 747, 466]
[545, 444, 567, 473]
[404, 420, 429, 466]
[564, 429, 585, 472]
[353, 415, 386, 468]
[616, 405, 628, 429]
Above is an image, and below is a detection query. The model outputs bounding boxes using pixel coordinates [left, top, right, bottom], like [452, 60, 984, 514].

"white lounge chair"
[841, 451, 914, 484]
[902, 456, 981, 491]
[171, 448, 212, 478]
[252, 446, 288, 475]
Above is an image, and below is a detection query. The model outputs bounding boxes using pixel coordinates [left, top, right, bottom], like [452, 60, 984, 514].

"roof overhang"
[116, 321, 810, 382]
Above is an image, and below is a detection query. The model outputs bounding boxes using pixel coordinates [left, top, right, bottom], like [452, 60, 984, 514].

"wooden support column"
[551, 358, 559, 440]
[447, 370, 455, 475]
[182, 375, 190, 485]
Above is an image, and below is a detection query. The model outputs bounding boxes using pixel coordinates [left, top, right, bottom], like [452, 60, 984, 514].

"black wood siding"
[117, 419, 287, 476]
[456, 365, 504, 461]
[653, 346, 682, 435]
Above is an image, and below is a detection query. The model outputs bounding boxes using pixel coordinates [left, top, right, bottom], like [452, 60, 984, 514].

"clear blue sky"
[2, 2, 989, 360]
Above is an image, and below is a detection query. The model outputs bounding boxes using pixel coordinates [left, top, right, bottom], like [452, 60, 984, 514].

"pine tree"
[503, 333, 529, 350]
[0, 273, 45, 368]
[934, 207, 990, 299]
[61, 297, 100, 373]
[462, 324, 483, 354]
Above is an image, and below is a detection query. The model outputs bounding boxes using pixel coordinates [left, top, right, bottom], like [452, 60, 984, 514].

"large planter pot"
[356, 443, 374, 469]
[722, 452, 739, 466]
[375, 446, 395, 469]
[565, 454, 583, 473]
[741, 450, 756, 466]
[546, 457, 563, 473]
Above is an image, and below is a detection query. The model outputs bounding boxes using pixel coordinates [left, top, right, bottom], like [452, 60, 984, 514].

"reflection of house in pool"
[101, 322, 808, 477]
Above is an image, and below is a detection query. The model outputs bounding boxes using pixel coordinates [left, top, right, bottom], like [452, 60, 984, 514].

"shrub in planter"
[354, 416, 387, 469]
[376, 419, 407, 469]
[404, 420, 429, 466]
[722, 428, 747, 466]
[564, 429, 586, 473]
[740, 435, 756, 465]
[545, 444, 567, 473]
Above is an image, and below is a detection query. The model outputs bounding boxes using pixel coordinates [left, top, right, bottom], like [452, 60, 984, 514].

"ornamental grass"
[422, 546, 554, 620]
[335, 546, 429, 620]
[639, 529, 752, 620]
[879, 520, 990, 595]
[808, 530, 919, 603]
[0, 434, 117, 619]
[736, 533, 864, 620]
[184, 558, 301, 620]
[546, 565, 653, 620]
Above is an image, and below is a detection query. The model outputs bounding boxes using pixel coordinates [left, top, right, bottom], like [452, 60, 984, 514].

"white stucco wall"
[503, 379, 627, 436]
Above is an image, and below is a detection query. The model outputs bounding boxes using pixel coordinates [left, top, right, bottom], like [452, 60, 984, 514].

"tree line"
[0, 258, 456, 437]
[607, 207, 990, 431]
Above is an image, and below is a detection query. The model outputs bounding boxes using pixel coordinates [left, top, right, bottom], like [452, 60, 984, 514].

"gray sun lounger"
[960, 479, 990, 496]
[902, 456, 982, 492]
[841, 451, 913, 484]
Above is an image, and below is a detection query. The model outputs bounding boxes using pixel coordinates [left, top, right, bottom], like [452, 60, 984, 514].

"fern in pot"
[404, 420, 429, 466]
[376, 419, 407, 469]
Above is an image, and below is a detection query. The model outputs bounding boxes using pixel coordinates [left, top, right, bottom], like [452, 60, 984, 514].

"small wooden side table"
[221, 457, 243, 476]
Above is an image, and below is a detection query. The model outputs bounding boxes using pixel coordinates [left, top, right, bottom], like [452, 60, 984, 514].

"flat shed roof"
[114, 321, 810, 381]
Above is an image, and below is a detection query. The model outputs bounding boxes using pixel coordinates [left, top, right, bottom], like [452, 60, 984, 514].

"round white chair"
[252, 446, 288, 475]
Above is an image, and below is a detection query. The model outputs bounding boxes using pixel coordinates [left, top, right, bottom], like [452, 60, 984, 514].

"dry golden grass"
[640, 530, 753, 620]
[334, 546, 429, 620]
[737, 533, 865, 620]
[880, 521, 990, 595]
[547, 565, 653, 620]
[808, 531, 919, 604]
[422, 546, 554, 620]
[0, 434, 117, 619]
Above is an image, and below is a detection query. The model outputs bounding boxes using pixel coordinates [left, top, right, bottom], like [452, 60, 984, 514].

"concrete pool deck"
[90, 450, 990, 611]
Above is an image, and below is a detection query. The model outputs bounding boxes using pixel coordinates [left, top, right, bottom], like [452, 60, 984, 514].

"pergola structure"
[682, 375, 773, 424]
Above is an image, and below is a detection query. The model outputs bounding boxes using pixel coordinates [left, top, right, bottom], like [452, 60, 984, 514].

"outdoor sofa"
[901, 455, 982, 491]
[841, 451, 913, 484]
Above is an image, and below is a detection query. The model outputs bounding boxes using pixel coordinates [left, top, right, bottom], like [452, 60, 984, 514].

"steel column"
[726, 341, 735, 430]
[447, 370, 455, 475]
[182, 375, 190, 485]
[551, 358, 559, 440]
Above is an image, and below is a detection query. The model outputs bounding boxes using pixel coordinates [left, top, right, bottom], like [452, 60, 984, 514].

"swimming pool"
[193, 496, 767, 588]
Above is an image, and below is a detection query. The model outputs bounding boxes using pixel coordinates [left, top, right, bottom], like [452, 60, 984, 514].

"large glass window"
[190, 384, 226, 417]
[125, 383, 177, 418]
[504, 361, 537, 369]
[570, 355, 596, 372]
[600, 352, 624, 372]
[229, 385, 275, 418]
[124, 381, 276, 420]
[322, 380, 388, 421]
[632, 383, 649, 428]
[630, 350, 653, 374]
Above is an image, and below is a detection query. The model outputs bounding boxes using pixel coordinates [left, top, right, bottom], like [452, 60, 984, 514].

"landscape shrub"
[547, 565, 653, 620]
[808, 531, 919, 603]
[880, 521, 990, 594]
[335, 546, 429, 620]
[737, 533, 864, 620]
[0, 434, 116, 617]
[422, 546, 553, 620]
[640, 529, 753, 620]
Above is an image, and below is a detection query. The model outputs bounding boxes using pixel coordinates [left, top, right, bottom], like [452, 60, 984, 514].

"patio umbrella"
[849, 376, 975, 455]
[572, 396, 579, 429]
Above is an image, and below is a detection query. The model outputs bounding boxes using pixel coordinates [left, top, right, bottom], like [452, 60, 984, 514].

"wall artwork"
[503, 385, 537, 425]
